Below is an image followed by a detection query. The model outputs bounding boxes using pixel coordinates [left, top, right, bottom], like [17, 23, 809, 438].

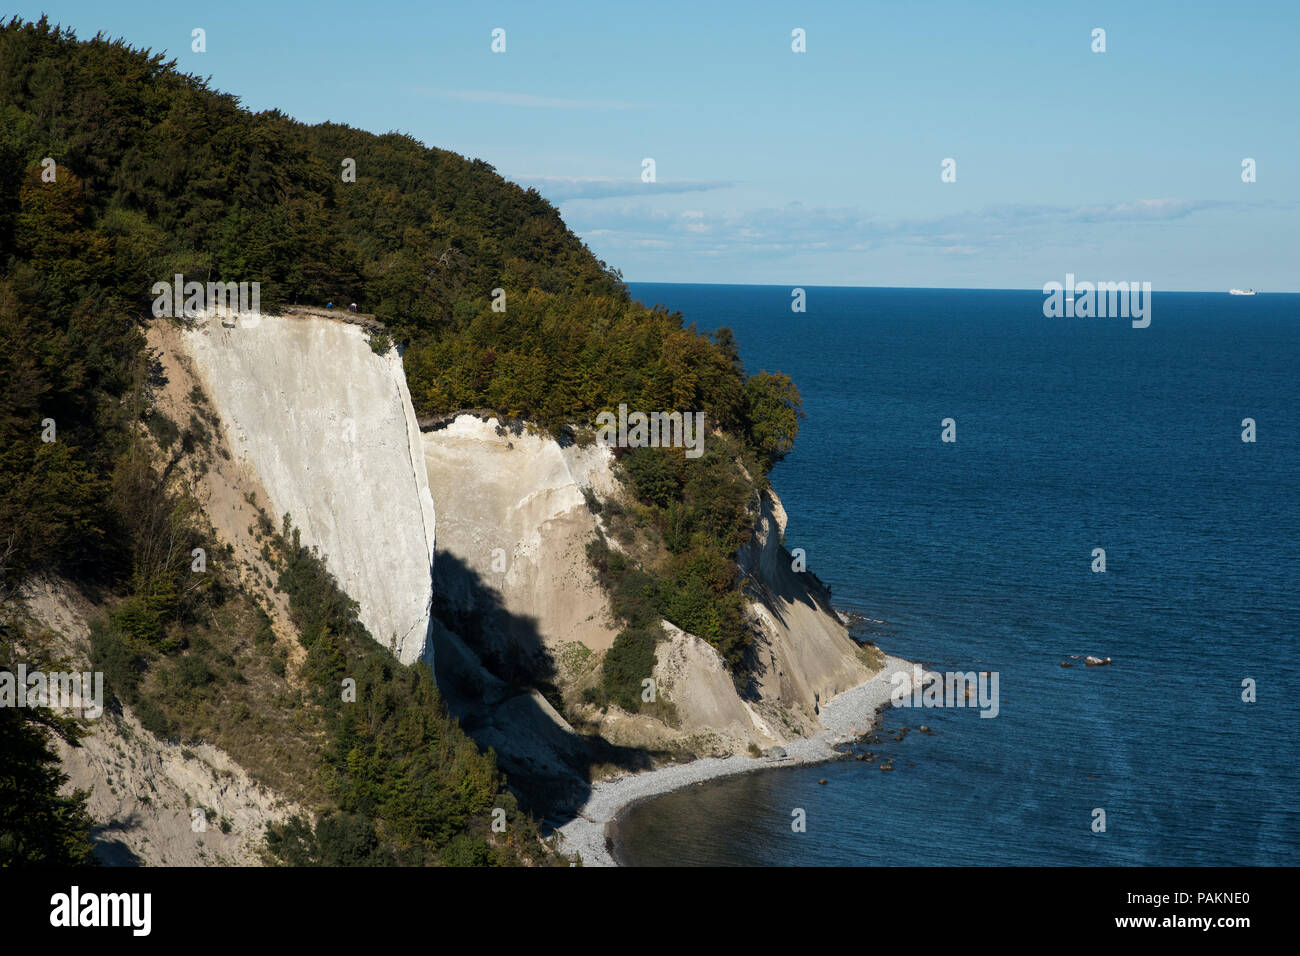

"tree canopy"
[0, 15, 807, 860]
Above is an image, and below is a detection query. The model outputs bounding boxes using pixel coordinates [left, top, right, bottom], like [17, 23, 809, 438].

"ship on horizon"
[1229, 288, 1258, 295]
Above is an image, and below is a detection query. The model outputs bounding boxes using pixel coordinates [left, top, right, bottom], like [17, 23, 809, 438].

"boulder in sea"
[919, 725, 931, 733]
[1060, 661, 1072, 668]
[880, 762, 895, 772]
[1085, 656, 1113, 667]
[818, 778, 828, 785]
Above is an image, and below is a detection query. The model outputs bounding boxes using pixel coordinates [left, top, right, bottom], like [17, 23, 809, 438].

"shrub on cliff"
[602, 627, 661, 713]
[592, 432, 758, 673]
[624, 448, 683, 508]
[264, 812, 394, 867]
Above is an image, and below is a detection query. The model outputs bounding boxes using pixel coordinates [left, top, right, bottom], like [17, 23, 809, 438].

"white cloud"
[422, 88, 638, 109]
[564, 197, 1273, 263]
[516, 176, 736, 201]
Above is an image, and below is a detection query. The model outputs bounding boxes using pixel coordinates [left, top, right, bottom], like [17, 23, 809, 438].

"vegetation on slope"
[83, 473, 552, 864]
[0, 558, 97, 866]
[265, 518, 552, 866]
[0, 15, 804, 855]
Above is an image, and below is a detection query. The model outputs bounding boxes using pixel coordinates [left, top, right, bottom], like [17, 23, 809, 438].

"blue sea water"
[615, 283, 1300, 866]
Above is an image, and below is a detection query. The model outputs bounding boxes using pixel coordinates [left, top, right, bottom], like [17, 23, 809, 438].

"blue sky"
[10, 1, 1298, 290]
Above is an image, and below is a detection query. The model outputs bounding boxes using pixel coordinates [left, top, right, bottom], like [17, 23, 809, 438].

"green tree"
[745, 371, 803, 468]
[0, 617, 97, 866]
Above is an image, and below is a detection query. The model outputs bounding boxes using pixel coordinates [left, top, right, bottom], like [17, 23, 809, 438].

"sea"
[614, 283, 1299, 867]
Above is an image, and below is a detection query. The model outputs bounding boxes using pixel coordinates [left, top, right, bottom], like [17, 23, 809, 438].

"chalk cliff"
[421, 414, 875, 776]
[176, 311, 437, 665]
[161, 321, 871, 794]
[421, 414, 620, 658]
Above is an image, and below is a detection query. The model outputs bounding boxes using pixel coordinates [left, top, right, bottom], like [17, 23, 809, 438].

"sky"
[9, 0, 1299, 290]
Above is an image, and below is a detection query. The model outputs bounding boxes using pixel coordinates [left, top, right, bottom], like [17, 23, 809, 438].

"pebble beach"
[556, 654, 916, 866]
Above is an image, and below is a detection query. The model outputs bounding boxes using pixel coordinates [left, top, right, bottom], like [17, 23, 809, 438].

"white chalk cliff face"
[177, 312, 437, 665]
[422, 414, 873, 763]
[166, 321, 868, 777]
[740, 490, 873, 723]
[421, 415, 621, 656]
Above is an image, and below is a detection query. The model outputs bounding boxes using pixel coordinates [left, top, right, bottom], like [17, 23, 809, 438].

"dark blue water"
[616, 284, 1300, 866]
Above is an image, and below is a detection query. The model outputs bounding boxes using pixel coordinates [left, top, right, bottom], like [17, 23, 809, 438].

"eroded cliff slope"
[421, 414, 876, 777]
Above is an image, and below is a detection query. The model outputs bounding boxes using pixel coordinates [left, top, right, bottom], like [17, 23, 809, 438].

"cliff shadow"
[88, 815, 145, 866]
[431, 549, 562, 704]
[429, 551, 654, 825]
[742, 489, 845, 624]
[742, 546, 840, 640]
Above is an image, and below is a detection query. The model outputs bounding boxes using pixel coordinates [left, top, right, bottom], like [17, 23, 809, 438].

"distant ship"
[1228, 288, 1258, 295]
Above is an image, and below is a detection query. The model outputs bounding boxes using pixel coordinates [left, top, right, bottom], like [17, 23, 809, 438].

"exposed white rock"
[421, 414, 873, 758]
[739, 489, 873, 735]
[177, 312, 437, 665]
[652, 621, 779, 750]
[421, 415, 618, 655]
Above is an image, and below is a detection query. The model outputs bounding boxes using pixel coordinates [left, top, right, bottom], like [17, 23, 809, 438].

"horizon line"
[623, 280, 1298, 294]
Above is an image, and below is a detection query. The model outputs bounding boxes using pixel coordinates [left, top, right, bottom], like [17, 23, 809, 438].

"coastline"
[555, 654, 917, 866]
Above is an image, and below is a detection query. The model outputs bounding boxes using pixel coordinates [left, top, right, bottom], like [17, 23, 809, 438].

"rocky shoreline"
[555, 654, 917, 866]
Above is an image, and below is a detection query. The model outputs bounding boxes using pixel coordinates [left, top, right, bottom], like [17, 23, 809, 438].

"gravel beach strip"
[556, 654, 916, 866]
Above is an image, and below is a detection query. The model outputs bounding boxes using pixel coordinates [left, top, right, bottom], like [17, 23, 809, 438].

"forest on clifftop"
[0, 16, 802, 865]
